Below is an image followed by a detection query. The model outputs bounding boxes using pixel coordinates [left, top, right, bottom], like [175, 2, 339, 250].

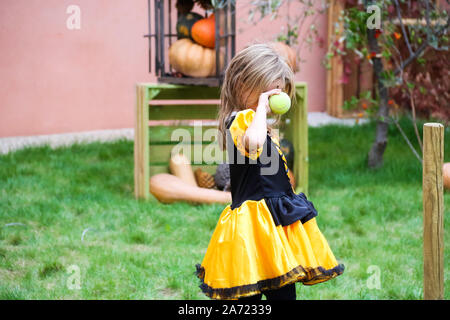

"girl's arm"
[243, 88, 282, 154]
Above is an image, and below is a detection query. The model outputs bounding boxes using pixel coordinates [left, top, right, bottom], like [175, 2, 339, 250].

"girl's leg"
[238, 293, 263, 301]
[263, 283, 296, 300]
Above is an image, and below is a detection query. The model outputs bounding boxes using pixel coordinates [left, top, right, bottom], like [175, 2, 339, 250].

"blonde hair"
[217, 42, 296, 150]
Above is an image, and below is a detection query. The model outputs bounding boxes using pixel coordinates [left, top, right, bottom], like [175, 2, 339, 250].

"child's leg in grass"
[263, 283, 296, 300]
[236, 283, 296, 301]
[237, 293, 263, 300]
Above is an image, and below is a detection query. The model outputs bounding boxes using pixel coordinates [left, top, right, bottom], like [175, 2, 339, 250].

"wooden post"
[294, 85, 309, 197]
[422, 123, 444, 300]
[326, 0, 344, 118]
[134, 84, 150, 200]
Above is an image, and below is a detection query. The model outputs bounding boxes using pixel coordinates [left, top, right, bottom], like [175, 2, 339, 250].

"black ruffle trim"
[264, 188, 318, 227]
[195, 263, 345, 300]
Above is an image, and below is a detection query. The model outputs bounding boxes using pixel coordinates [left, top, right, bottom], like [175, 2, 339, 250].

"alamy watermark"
[366, 4, 381, 30]
[66, 5, 81, 30]
[170, 124, 280, 176]
[366, 265, 381, 290]
[66, 264, 81, 290]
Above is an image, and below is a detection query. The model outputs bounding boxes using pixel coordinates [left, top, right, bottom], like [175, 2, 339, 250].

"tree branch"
[394, 40, 428, 75]
[393, 5, 449, 75]
[423, 0, 433, 41]
[394, 0, 413, 55]
[389, 115, 423, 163]
[401, 70, 424, 153]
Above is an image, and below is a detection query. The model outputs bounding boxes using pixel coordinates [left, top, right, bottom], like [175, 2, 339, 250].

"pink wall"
[0, 0, 328, 138]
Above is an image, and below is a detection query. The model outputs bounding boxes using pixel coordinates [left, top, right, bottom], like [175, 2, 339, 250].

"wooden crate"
[134, 83, 310, 200]
[326, 1, 443, 118]
[326, 0, 373, 118]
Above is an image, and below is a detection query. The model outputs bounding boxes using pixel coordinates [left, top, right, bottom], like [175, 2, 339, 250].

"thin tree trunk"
[366, 5, 390, 169]
[367, 59, 389, 168]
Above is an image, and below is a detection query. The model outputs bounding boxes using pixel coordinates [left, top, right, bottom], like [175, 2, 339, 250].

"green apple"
[269, 92, 291, 115]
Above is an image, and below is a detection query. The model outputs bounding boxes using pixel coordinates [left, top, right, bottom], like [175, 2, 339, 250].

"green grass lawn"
[0, 116, 449, 300]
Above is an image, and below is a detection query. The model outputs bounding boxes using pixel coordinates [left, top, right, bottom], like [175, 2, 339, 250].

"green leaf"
[417, 58, 426, 65]
[419, 86, 427, 94]
[362, 90, 372, 100]
[343, 100, 350, 110]
[406, 82, 415, 89]
[382, 49, 392, 59]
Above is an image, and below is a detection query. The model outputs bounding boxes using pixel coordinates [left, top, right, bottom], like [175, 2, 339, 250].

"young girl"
[195, 43, 344, 300]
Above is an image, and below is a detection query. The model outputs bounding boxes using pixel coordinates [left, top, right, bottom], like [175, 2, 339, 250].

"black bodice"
[224, 113, 318, 226]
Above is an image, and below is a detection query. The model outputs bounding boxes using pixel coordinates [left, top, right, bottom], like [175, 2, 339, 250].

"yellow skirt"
[196, 199, 344, 300]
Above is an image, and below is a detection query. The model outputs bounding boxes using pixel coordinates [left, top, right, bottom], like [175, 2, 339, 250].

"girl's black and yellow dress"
[196, 109, 344, 300]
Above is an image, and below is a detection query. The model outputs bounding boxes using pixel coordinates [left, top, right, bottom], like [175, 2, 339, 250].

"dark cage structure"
[145, 0, 236, 87]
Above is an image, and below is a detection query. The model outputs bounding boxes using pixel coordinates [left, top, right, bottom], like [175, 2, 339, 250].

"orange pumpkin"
[169, 153, 197, 187]
[444, 163, 450, 190]
[168, 38, 224, 77]
[287, 169, 296, 190]
[270, 42, 298, 73]
[191, 15, 215, 48]
[150, 173, 231, 204]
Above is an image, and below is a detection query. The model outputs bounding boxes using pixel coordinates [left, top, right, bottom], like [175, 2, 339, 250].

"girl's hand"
[244, 89, 282, 153]
[257, 89, 283, 114]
